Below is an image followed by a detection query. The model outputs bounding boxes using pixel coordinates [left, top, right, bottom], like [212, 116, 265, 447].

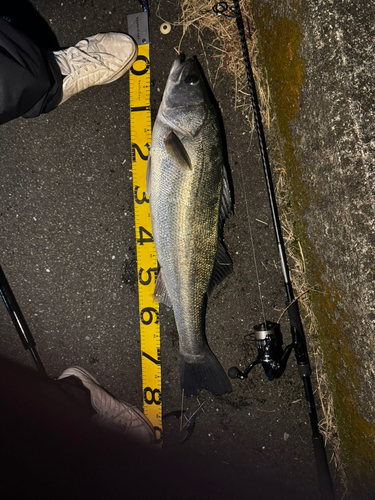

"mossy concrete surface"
[251, 0, 375, 497]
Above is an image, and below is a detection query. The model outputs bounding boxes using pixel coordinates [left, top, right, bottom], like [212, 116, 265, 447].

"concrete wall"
[250, 0, 375, 496]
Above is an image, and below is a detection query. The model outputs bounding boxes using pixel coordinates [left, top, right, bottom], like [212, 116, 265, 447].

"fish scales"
[148, 55, 232, 396]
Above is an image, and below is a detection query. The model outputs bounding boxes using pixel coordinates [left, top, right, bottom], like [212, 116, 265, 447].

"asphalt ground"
[0, 0, 337, 497]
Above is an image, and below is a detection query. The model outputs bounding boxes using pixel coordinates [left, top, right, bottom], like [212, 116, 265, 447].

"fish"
[147, 54, 232, 396]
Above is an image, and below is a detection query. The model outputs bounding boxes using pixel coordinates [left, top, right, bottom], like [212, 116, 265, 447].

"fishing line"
[212, 0, 267, 325]
[238, 159, 267, 326]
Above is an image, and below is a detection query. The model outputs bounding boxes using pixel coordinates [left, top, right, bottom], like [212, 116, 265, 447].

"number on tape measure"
[137, 226, 154, 245]
[130, 54, 150, 76]
[140, 307, 159, 325]
[143, 350, 161, 366]
[132, 142, 149, 162]
[138, 267, 157, 286]
[144, 387, 161, 405]
[134, 186, 149, 205]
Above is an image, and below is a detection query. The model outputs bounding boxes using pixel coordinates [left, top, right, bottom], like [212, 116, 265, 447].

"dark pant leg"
[0, 18, 63, 125]
[0, 356, 95, 421]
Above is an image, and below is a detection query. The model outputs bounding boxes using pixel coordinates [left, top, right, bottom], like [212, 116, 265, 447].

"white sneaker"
[53, 33, 138, 104]
[58, 366, 155, 446]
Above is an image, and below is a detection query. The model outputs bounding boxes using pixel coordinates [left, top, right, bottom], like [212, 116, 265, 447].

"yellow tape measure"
[128, 12, 162, 443]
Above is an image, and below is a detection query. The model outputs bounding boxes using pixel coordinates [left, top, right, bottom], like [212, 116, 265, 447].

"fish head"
[165, 55, 205, 107]
[160, 55, 210, 137]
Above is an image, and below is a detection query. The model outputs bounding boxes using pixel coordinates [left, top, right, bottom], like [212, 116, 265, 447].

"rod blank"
[0, 264, 47, 377]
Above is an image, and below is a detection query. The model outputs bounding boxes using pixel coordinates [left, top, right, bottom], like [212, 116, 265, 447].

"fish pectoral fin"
[146, 153, 151, 195]
[153, 268, 173, 307]
[207, 241, 233, 297]
[164, 130, 192, 170]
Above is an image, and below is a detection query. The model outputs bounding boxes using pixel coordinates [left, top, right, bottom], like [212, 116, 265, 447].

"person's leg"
[0, 18, 137, 125]
[0, 356, 155, 446]
[0, 17, 62, 124]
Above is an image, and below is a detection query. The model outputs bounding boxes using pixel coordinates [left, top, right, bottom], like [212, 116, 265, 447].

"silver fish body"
[148, 55, 232, 396]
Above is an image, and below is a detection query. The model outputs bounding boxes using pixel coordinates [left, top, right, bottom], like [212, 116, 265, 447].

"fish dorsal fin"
[164, 130, 192, 170]
[146, 153, 151, 196]
[220, 166, 232, 221]
[207, 241, 233, 297]
[153, 268, 173, 308]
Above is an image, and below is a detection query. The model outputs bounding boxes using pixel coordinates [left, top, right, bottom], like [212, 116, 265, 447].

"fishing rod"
[0, 264, 47, 377]
[224, 1, 335, 497]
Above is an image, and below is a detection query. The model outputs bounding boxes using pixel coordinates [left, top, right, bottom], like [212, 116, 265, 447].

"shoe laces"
[57, 42, 110, 77]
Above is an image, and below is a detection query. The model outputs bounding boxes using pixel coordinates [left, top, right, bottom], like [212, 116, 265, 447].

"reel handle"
[228, 366, 243, 379]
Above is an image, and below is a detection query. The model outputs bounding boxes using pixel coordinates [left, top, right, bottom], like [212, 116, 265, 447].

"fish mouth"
[176, 53, 186, 66]
[169, 53, 196, 83]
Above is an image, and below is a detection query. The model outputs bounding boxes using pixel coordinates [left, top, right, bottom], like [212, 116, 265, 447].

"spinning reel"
[228, 321, 293, 382]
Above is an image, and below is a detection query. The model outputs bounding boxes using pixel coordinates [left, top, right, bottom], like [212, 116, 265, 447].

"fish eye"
[184, 74, 199, 85]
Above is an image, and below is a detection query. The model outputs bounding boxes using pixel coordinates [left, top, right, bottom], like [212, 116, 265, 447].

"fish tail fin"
[180, 349, 232, 397]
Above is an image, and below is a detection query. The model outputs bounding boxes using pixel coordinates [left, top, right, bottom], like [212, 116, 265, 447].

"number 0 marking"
[130, 54, 150, 76]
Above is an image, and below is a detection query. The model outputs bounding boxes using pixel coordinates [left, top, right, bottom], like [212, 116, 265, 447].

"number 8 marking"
[144, 387, 161, 405]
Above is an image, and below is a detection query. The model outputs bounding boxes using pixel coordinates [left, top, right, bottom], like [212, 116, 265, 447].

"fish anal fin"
[207, 241, 232, 297]
[153, 269, 173, 308]
[164, 131, 192, 170]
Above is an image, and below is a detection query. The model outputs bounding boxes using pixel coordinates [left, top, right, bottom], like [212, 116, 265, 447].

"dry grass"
[165, 0, 346, 492]
[155, 0, 270, 129]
